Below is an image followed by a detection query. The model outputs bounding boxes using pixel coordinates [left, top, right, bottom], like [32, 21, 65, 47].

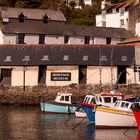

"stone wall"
[0, 84, 140, 105]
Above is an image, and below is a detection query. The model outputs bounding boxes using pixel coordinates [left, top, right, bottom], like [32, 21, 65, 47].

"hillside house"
[96, 0, 140, 36]
[0, 7, 133, 45]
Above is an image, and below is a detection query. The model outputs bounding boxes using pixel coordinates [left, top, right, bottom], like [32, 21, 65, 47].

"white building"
[0, 45, 136, 86]
[0, 7, 133, 45]
[96, 0, 140, 36]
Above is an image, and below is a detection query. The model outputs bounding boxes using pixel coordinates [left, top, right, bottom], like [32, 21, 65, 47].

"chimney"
[101, 0, 111, 10]
[135, 0, 140, 5]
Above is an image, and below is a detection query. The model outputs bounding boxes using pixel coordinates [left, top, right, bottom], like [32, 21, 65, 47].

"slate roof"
[1, 19, 134, 38]
[119, 37, 140, 44]
[104, 0, 137, 13]
[0, 45, 135, 66]
[0, 7, 66, 21]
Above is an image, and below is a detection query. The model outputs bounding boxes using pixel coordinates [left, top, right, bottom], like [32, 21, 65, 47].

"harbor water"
[0, 105, 139, 140]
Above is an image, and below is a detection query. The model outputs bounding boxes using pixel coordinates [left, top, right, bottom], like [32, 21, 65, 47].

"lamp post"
[22, 58, 29, 92]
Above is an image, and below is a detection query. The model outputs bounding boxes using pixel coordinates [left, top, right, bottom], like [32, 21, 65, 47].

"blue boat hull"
[40, 102, 76, 114]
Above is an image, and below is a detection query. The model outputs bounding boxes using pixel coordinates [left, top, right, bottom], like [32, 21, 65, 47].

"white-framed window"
[63, 55, 69, 61]
[120, 19, 124, 26]
[102, 21, 106, 27]
[102, 11, 106, 18]
[41, 55, 49, 61]
[83, 55, 88, 61]
[4, 56, 12, 62]
[121, 56, 127, 61]
[100, 55, 107, 61]
[119, 8, 125, 15]
[139, 71, 140, 81]
[112, 8, 116, 13]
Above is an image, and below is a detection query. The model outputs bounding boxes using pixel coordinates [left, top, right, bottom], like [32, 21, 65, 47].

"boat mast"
[99, 46, 102, 92]
[110, 46, 113, 90]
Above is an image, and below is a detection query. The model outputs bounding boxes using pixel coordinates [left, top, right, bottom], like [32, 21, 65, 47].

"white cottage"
[96, 0, 140, 36]
[0, 7, 133, 45]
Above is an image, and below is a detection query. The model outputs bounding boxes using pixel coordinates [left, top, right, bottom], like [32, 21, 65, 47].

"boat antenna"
[99, 46, 103, 92]
[110, 45, 114, 90]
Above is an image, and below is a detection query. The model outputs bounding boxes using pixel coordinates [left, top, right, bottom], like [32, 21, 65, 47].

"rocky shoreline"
[0, 84, 140, 105]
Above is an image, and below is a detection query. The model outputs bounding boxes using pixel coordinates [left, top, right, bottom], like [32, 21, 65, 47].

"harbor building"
[0, 44, 137, 87]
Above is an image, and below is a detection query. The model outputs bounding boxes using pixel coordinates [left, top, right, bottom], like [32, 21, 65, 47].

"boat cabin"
[82, 94, 96, 104]
[114, 100, 133, 111]
[82, 91, 123, 107]
[55, 92, 72, 104]
[95, 92, 123, 107]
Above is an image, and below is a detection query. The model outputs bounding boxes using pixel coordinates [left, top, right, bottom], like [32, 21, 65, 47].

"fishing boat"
[132, 98, 140, 130]
[40, 92, 76, 114]
[95, 100, 136, 128]
[75, 91, 124, 118]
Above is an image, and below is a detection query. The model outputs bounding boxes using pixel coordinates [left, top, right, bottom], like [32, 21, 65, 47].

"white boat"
[95, 100, 136, 128]
[75, 91, 124, 117]
[40, 92, 76, 114]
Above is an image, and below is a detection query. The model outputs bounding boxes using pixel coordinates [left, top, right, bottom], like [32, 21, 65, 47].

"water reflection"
[0, 105, 138, 140]
[85, 123, 95, 140]
[41, 114, 66, 121]
[137, 131, 140, 140]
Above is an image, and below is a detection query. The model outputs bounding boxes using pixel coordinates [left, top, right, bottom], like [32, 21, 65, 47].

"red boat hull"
[133, 110, 140, 130]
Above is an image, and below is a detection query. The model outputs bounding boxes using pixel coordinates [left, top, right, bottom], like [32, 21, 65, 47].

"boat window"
[115, 101, 120, 107]
[60, 96, 64, 101]
[113, 97, 118, 103]
[65, 96, 69, 101]
[104, 97, 111, 103]
[84, 97, 90, 103]
[99, 97, 102, 102]
[83, 97, 88, 103]
[86, 98, 90, 103]
[130, 104, 133, 109]
[90, 98, 96, 104]
[114, 102, 117, 107]
[124, 103, 129, 108]
[120, 102, 125, 108]
[96, 96, 98, 102]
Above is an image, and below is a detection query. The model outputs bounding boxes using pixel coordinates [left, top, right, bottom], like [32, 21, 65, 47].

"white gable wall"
[96, 12, 129, 29]
[25, 34, 39, 44]
[12, 66, 38, 86]
[68, 36, 84, 44]
[4, 34, 17, 44]
[45, 35, 64, 44]
[1, 34, 122, 45]
[135, 19, 140, 36]
[94, 37, 106, 44]
[87, 66, 117, 85]
[0, 30, 4, 44]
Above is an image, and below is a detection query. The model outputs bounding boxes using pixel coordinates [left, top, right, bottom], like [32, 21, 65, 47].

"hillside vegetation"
[0, 0, 128, 25]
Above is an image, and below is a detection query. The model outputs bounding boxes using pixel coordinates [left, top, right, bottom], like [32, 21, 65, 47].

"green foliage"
[63, 1, 101, 26]
[112, 0, 127, 3]
[0, 0, 127, 26]
[69, 17, 95, 26]
[40, 0, 60, 10]
[15, 1, 27, 8]
[25, 0, 41, 8]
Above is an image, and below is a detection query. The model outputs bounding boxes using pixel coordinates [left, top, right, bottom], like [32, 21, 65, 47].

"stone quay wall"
[0, 84, 140, 105]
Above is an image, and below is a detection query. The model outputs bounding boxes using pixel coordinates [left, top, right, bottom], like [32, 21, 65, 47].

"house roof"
[104, 0, 137, 13]
[118, 37, 140, 44]
[0, 7, 66, 21]
[0, 45, 135, 66]
[1, 19, 134, 38]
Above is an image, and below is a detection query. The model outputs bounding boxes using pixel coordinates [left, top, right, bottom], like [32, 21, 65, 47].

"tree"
[0, 0, 12, 6]
[15, 1, 27, 8]
[40, 0, 60, 10]
[69, 1, 76, 10]
[25, 0, 41, 8]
